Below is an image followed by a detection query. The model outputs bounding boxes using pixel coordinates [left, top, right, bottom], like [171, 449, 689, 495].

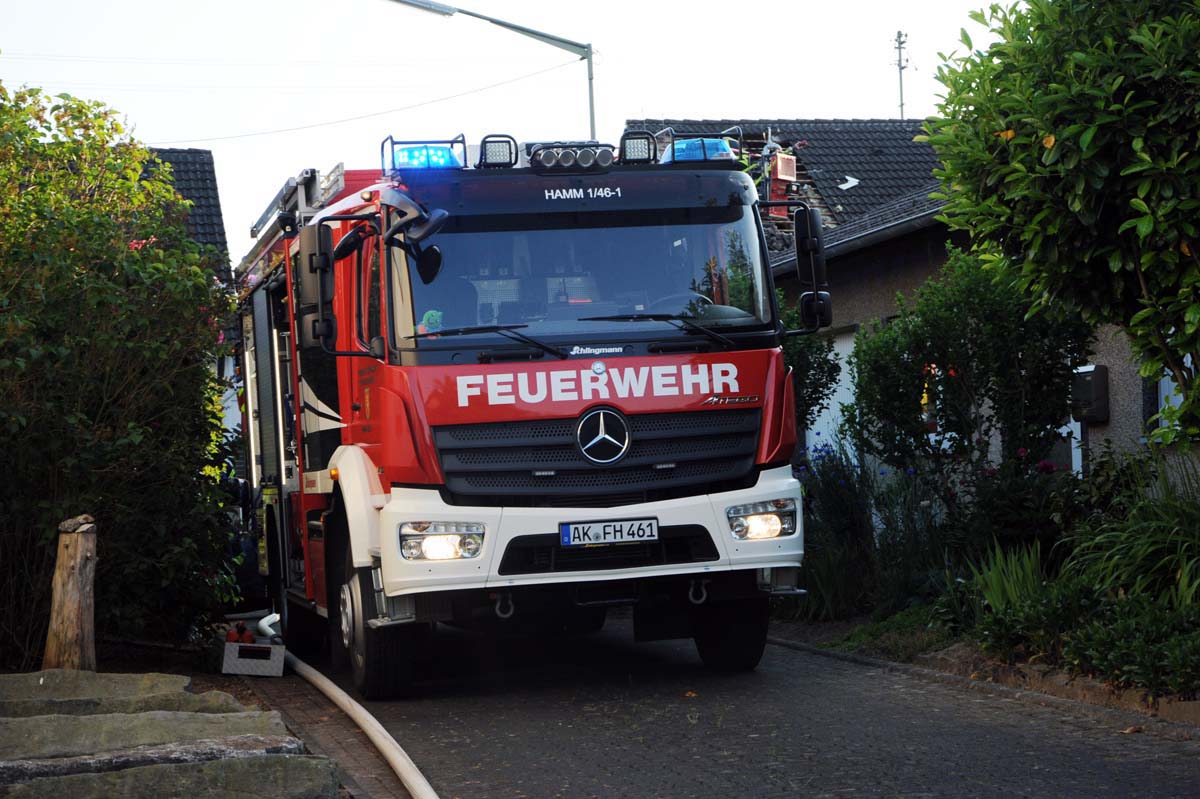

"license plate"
[559, 517, 659, 546]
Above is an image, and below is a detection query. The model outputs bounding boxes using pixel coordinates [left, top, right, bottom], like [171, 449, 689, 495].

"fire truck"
[236, 129, 831, 698]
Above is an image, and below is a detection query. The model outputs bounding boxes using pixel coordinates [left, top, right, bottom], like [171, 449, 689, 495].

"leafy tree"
[777, 290, 840, 433]
[924, 0, 1200, 441]
[0, 84, 235, 669]
[843, 247, 1092, 496]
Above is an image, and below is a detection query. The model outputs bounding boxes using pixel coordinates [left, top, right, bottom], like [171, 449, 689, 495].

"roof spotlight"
[576, 148, 596, 168]
[537, 148, 559, 169]
[595, 148, 614, 168]
[558, 149, 577, 168]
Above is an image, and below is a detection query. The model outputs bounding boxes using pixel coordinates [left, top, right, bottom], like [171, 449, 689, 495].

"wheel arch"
[327, 445, 384, 569]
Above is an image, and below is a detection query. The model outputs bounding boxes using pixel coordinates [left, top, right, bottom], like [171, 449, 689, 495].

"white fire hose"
[255, 614, 442, 799]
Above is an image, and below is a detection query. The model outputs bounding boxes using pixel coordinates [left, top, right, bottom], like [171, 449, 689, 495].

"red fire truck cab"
[237, 130, 832, 698]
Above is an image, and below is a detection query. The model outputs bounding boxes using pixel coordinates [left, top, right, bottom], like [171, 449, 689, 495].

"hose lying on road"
[282, 650, 442, 799]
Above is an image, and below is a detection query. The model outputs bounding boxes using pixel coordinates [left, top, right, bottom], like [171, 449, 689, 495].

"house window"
[1155, 355, 1193, 426]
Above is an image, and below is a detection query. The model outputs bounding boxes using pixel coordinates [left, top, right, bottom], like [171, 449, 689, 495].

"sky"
[2, 0, 994, 264]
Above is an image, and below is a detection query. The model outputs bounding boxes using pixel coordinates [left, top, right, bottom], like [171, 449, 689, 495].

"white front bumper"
[377, 465, 803, 597]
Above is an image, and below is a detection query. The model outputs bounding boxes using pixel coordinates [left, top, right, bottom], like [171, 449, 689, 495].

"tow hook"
[688, 578, 710, 606]
[494, 591, 515, 619]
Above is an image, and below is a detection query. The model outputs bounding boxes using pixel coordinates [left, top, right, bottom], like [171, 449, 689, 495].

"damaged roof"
[625, 118, 940, 223]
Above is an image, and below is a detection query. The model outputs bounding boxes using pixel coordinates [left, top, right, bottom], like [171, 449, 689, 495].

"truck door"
[347, 237, 385, 446]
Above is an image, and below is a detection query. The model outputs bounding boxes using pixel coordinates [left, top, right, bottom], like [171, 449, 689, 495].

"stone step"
[0, 754, 339, 799]
[0, 733, 305, 785]
[0, 671, 190, 702]
[0, 710, 287, 761]
[0, 689, 246, 718]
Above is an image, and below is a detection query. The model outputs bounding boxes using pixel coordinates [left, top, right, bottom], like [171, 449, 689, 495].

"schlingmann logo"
[570, 345, 624, 356]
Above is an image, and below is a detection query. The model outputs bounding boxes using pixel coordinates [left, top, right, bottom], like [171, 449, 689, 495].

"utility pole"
[894, 31, 909, 119]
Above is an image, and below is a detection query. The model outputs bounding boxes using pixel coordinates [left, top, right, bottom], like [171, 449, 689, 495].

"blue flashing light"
[659, 137, 737, 164]
[393, 144, 461, 170]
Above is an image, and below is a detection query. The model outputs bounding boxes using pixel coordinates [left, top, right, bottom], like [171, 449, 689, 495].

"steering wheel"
[647, 292, 713, 313]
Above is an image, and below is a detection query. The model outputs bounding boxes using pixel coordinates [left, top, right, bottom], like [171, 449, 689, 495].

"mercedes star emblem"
[576, 408, 631, 465]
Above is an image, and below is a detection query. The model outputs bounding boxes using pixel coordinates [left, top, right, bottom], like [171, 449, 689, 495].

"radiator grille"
[433, 408, 761, 508]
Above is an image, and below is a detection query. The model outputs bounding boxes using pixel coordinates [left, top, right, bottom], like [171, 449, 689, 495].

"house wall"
[828, 227, 961, 328]
[1084, 325, 1149, 453]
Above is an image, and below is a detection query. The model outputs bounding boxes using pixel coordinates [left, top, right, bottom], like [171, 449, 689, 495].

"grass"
[830, 604, 957, 662]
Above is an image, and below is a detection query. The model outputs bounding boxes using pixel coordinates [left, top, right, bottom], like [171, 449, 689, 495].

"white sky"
[3, 0, 992, 263]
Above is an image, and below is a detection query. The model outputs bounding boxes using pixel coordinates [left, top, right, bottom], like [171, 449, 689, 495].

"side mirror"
[798, 290, 833, 330]
[297, 224, 331, 309]
[415, 244, 442, 285]
[369, 335, 387, 360]
[297, 224, 335, 349]
[793, 206, 832, 330]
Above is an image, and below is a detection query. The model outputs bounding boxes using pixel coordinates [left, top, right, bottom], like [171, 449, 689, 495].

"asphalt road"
[343, 618, 1200, 799]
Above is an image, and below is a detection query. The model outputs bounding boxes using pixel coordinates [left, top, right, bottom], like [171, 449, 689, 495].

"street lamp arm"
[454, 8, 591, 59]
[386, 0, 596, 138]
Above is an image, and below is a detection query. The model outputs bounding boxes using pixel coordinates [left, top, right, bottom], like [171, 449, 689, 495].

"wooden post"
[42, 514, 98, 671]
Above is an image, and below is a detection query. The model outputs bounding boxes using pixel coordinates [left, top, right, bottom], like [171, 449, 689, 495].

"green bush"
[931, 573, 984, 634]
[0, 84, 236, 669]
[975, 576, 1104, 664]
[967, 462, 1070, 558]
[791, 438, 877, 620]
[843, 247, 1092, 491]
[1064, 597, 1200, 698]
[872, 469, 951, 611]
[1064, 452, 1200, 608]
[971, 541, 1045, 616]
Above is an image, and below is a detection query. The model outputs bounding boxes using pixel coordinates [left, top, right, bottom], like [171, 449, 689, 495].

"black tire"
[693, 595, 770, 672]
[336, 539, 425, 699]
[324, 516, 351, 673]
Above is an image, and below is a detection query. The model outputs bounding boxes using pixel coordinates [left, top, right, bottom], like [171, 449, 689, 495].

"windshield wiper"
[407, 324, 568, 359]
[577, 313, 736, 349]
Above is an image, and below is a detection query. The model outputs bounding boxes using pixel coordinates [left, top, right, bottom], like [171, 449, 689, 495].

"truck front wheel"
[693, 595, 770, 672]
[337, 542, 426, 699]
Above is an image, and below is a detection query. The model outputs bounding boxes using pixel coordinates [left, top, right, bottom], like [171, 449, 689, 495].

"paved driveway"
[348, 620, 1200, 799]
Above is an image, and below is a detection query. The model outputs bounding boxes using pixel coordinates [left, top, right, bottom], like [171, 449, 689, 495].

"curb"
[766, 636, 1200, 741]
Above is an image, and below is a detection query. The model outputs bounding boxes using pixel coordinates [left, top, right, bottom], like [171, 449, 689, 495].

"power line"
[148, 59, 579, 146]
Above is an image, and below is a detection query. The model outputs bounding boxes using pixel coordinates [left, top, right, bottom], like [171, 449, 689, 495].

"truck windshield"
[395, 206, 771, 345]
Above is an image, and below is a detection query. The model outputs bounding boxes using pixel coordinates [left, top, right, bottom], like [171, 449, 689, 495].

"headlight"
[726, 499, 797, 540]
[399, 521, 485, 560]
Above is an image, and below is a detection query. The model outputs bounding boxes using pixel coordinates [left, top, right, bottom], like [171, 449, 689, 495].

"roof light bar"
[652, 125, 743, 165]
[380, 134, 467, 176]
[659, 137, 737, 164]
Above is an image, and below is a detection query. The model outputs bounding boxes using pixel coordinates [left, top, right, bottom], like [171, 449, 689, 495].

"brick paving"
[256, 618, 1200, 799]
[249, 672, 411, 799]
